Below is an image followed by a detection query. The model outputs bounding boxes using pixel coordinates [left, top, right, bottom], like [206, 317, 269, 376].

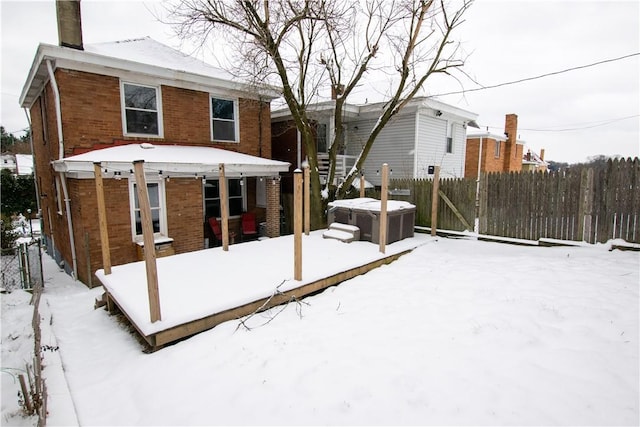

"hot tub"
[327, 197, 415, 244]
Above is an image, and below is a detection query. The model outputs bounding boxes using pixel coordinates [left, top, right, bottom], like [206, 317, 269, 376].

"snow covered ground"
[2, 234, 639, 425]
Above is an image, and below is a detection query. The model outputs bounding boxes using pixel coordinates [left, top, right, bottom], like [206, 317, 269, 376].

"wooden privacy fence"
[386, 177, 476, 231]
[386, 157, 640, 244]
[481, 158, 640, 243]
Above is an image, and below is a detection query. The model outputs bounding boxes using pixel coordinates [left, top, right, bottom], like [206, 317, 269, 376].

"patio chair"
[241, 212, 258, 242]
[208, 217, 223, 247]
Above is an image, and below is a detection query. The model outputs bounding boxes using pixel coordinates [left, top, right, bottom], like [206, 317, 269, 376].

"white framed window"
[494, 140, 501, 158]
[203, 178, 245, 219]
[210, 96, 238, 142]
[129, 178, 167, 240]
[445, 122, 454, 154]
[121, 81, 163, 137]
[54, 176, 63, 214]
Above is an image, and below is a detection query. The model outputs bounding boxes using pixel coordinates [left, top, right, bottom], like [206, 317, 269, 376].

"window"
[316, 123, 327, 153]
[121, 82, 162, 136]
[445, 122, 454, 154]
[211, 97, 238, 142]
[54, 176, 63, 214]
[494, 140, 501, 158]
[129, 179, 167, 239]
[204, 178, 245, 218]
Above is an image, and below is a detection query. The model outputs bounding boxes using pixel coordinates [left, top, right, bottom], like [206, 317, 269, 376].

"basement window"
[121, 82, 163, 137]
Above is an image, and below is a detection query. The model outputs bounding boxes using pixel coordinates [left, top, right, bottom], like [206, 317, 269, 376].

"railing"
[317, 153, 357, 184]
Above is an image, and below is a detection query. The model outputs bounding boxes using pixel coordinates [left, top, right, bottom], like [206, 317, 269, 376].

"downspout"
[59, 172, 78, 280]
[45, 59, 64, 160]
[46, 58, 78, 279]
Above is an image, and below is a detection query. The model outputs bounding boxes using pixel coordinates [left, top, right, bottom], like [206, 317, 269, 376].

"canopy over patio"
[52, 143, 290, 178]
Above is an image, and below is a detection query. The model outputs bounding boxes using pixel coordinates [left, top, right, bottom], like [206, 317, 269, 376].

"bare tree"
[167, 0, 472, 227]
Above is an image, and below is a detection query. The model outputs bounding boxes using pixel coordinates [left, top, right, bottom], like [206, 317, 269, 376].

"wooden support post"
[93, 163, 111, 275]
[133, 160, 161, 323]
[431, 165, 441, 236]
[294, 169, 303, 280]
[360, 173, 365, 198]
[219, 164, 229, 251]
[304, 165, 310, 235]
[379, 164, 389, 254]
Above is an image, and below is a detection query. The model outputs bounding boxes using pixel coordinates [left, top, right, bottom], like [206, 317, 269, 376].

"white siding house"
[272, 96, 478, 187]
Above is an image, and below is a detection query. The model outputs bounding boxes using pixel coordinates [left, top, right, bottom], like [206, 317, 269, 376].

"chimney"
[539, 148, 545, 161]
[56, 0, 83, 50]
[331, 84, 344, 100]
[503, 113, 518, 171]
[504, 114, 518, 145]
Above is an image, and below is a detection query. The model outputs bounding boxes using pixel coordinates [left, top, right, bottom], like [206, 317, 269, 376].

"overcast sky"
[1, 0, 638, 164]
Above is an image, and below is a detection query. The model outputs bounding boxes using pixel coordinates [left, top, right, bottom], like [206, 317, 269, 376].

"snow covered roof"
[20, 37, 281, 109]
[272, 96, 478, 126]
[466, 130, 508, 141]
[52, 143, 290, 178]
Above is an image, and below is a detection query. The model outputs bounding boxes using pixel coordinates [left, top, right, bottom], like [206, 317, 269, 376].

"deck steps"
[323, 223, 360, 243]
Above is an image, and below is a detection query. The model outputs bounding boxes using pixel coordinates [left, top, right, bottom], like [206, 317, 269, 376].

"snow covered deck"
[96, 231, 429, 349]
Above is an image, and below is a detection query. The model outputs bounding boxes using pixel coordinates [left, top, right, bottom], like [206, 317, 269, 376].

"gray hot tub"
[327, 197, 415, 244]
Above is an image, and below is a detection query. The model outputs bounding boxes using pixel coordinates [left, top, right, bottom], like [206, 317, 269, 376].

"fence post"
[577, 168, 595, 242]
[293, 169, 302, 280]
[430, 166, 441, 236]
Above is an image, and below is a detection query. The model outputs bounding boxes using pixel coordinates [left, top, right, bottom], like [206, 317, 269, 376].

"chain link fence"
[1, 239, 43, 292]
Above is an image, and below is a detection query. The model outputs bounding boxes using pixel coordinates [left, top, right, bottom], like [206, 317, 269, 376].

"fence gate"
[1, 240, 44, 291]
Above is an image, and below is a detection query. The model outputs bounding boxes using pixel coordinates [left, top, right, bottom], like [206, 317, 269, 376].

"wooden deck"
[97, 231, 429, 350]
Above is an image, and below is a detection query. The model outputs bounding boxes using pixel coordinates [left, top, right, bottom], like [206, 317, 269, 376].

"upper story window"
[494, 140, 501, 158]
[316, 123, 327, 153]
[445, 122, 454, 154]
[211, 97, 238, 142]
[121, 82, 163, 137]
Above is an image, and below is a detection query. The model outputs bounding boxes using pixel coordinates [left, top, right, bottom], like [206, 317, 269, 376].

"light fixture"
[435, 110, 442, 117]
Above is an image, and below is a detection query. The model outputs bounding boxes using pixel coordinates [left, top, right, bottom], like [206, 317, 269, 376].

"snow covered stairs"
[322, 222, 360, 243]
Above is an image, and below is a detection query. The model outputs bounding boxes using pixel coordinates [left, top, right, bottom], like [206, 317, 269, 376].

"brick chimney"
[503, 113, 518, 171]
[56, 0, 83, 50]
[331, 84, 344, 100]
[539, 148, 545, 161]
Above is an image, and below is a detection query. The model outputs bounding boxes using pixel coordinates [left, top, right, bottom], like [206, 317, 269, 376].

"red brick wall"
[30, 67, 273, 286]
[165, 178, 203, 253]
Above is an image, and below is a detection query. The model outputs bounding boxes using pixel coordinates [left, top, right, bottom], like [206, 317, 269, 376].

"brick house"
[464, 113, 524, 179]
[19, 3, 288, 287]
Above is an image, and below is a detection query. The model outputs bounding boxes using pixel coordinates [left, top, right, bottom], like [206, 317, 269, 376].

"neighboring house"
[19, 3, 288, 287]
[464, 113, 524, 179]
[522, 149, 548, 172]
[1, 153, 17, 174]
[272, 96, 479, 189]
[1, 153, 34, 175]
